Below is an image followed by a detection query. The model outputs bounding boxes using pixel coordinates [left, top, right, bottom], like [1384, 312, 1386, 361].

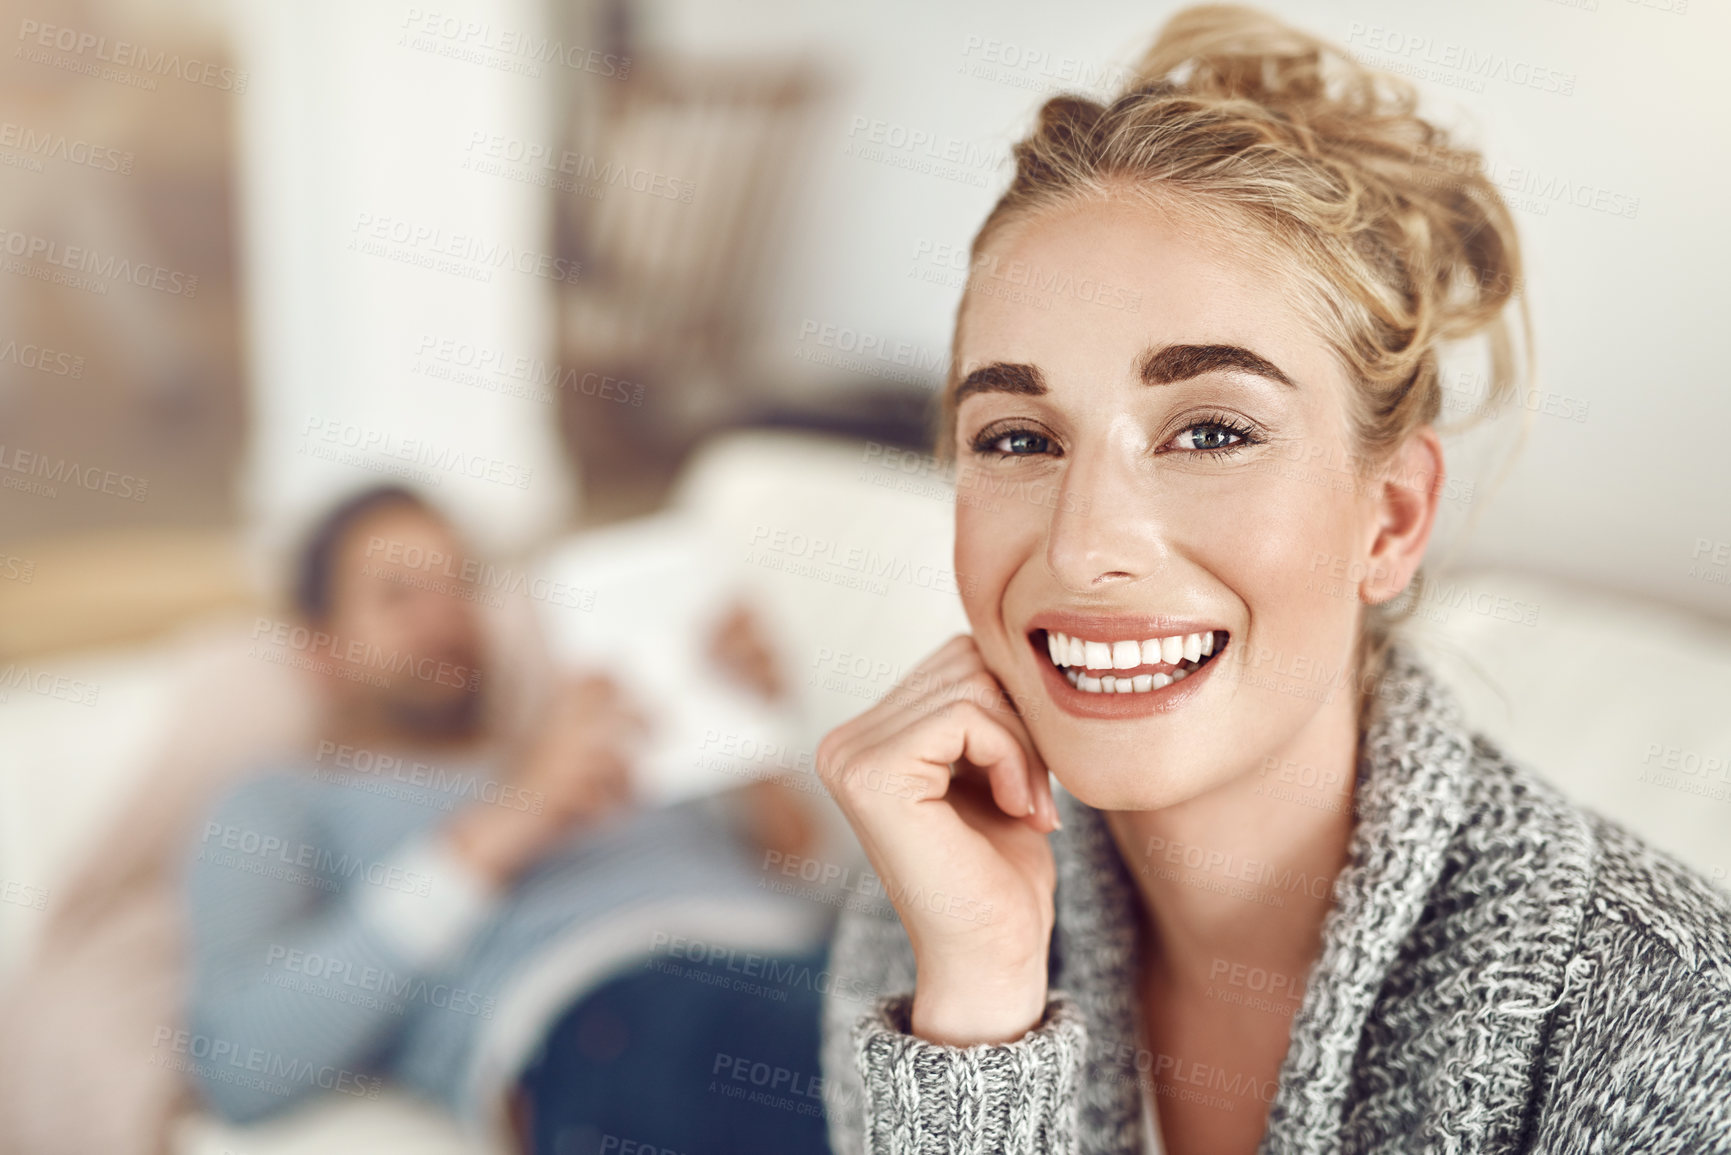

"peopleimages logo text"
[0, 228, 197, 296]
[16, 20, 248, 91]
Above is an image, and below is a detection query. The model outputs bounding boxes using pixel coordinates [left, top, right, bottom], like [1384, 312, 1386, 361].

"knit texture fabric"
[820, 641, 1731, 1154]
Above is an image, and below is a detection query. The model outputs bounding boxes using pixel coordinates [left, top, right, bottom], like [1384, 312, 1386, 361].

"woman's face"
[952, 194, 1424, 810]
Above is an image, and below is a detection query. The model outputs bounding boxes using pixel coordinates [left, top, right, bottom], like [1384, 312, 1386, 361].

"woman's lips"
[1025, 623, 1231, 718]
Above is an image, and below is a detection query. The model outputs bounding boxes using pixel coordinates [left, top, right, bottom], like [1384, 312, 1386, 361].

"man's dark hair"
[293, 485, 438, 621]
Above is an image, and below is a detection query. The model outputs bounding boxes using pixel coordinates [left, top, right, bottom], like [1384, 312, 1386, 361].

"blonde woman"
[817, 7, 1731, 1154]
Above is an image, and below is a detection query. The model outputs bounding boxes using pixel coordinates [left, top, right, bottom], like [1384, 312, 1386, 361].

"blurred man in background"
[181, 484, 833, 1154]
[281, 484, 647, 883]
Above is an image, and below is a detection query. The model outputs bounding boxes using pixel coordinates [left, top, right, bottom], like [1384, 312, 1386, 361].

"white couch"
[1, 428, 1726, 1153]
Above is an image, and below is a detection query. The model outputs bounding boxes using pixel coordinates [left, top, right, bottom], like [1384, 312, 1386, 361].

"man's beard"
[382, 683, 486, 741]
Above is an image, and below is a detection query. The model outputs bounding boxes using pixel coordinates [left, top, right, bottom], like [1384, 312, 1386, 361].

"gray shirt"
[183, 756, 816, 1128]
[821, 641, 1731, 1153]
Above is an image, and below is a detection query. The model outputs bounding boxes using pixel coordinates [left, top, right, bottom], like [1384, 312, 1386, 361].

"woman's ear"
[1360, 426, 1444, 606]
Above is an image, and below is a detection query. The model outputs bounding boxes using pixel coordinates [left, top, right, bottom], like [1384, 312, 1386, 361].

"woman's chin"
[1045, 759, 1205, 814]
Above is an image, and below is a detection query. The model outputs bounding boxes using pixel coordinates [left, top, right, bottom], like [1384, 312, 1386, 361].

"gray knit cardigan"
[820, 641, 1731, 1154]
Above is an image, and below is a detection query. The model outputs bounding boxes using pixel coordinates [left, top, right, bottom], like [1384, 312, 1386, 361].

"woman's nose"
[1043, 446, 1167, 592]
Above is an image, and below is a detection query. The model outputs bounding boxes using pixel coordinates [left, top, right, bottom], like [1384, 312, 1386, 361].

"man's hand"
[707, 600, 785, 704]
[445, 673, 647, 885]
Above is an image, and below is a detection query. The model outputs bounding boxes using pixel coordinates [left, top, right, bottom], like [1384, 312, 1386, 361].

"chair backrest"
[561, 57, 825, 384]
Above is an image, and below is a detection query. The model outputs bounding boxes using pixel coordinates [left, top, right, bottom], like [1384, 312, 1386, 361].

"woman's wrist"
[910, 957, 1050, 1046]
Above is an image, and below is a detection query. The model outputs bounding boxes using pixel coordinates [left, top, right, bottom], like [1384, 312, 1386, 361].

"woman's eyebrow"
[952, 361, 1047, 405]
[1139, 343, 1298, 389]
[953, 343, 1297, 405]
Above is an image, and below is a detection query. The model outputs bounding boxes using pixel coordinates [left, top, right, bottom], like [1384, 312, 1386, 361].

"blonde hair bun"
[963, 3, 1528, 459]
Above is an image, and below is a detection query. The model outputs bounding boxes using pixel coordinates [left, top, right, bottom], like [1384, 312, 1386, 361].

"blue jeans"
[515, 945, 834, 1155]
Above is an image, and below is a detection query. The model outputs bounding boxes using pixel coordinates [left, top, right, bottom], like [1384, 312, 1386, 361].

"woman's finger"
[885, 698, 1033, 822]
[841, 645, 1054, 832]
[970, 691, 1057, 833]
[845, 643, 1011, 760]
[833, 636, 985, 752]
[823, 633, 1059, 835]
[936, 672, 1050, 833]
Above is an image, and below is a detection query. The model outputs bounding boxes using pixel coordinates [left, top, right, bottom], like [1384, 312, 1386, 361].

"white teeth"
[1068, 668, 1194, 694]
[1044, 626, 1228, 686]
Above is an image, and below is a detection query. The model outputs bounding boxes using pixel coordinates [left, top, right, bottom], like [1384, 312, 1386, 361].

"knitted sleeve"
[849, 992, 1088, 1155]
[821, 886, 1089, 1155]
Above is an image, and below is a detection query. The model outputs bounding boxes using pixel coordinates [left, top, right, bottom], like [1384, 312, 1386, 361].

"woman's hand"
[817, 634, 1060, 1046]
[446, 673, 646, 885]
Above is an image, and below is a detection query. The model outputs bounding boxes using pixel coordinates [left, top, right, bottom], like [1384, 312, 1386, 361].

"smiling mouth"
[1033, 627, 1230, 694]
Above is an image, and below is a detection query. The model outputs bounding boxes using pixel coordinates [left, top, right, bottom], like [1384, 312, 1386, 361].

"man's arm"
[182, 773, 497, 1123]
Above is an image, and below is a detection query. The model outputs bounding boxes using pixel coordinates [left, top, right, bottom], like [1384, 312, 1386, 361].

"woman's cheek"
[1209, 470, 1364, 666]
[953, 489, 1022, 630]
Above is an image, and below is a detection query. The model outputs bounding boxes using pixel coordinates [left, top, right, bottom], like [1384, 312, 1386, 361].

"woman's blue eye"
[993, 430, 1050, 455]
[1175, 423, 1245, 451]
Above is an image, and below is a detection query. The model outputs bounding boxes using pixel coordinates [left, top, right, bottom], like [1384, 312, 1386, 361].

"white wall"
[230, 0, 577, 575]
[637, 0, 1731, 622]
